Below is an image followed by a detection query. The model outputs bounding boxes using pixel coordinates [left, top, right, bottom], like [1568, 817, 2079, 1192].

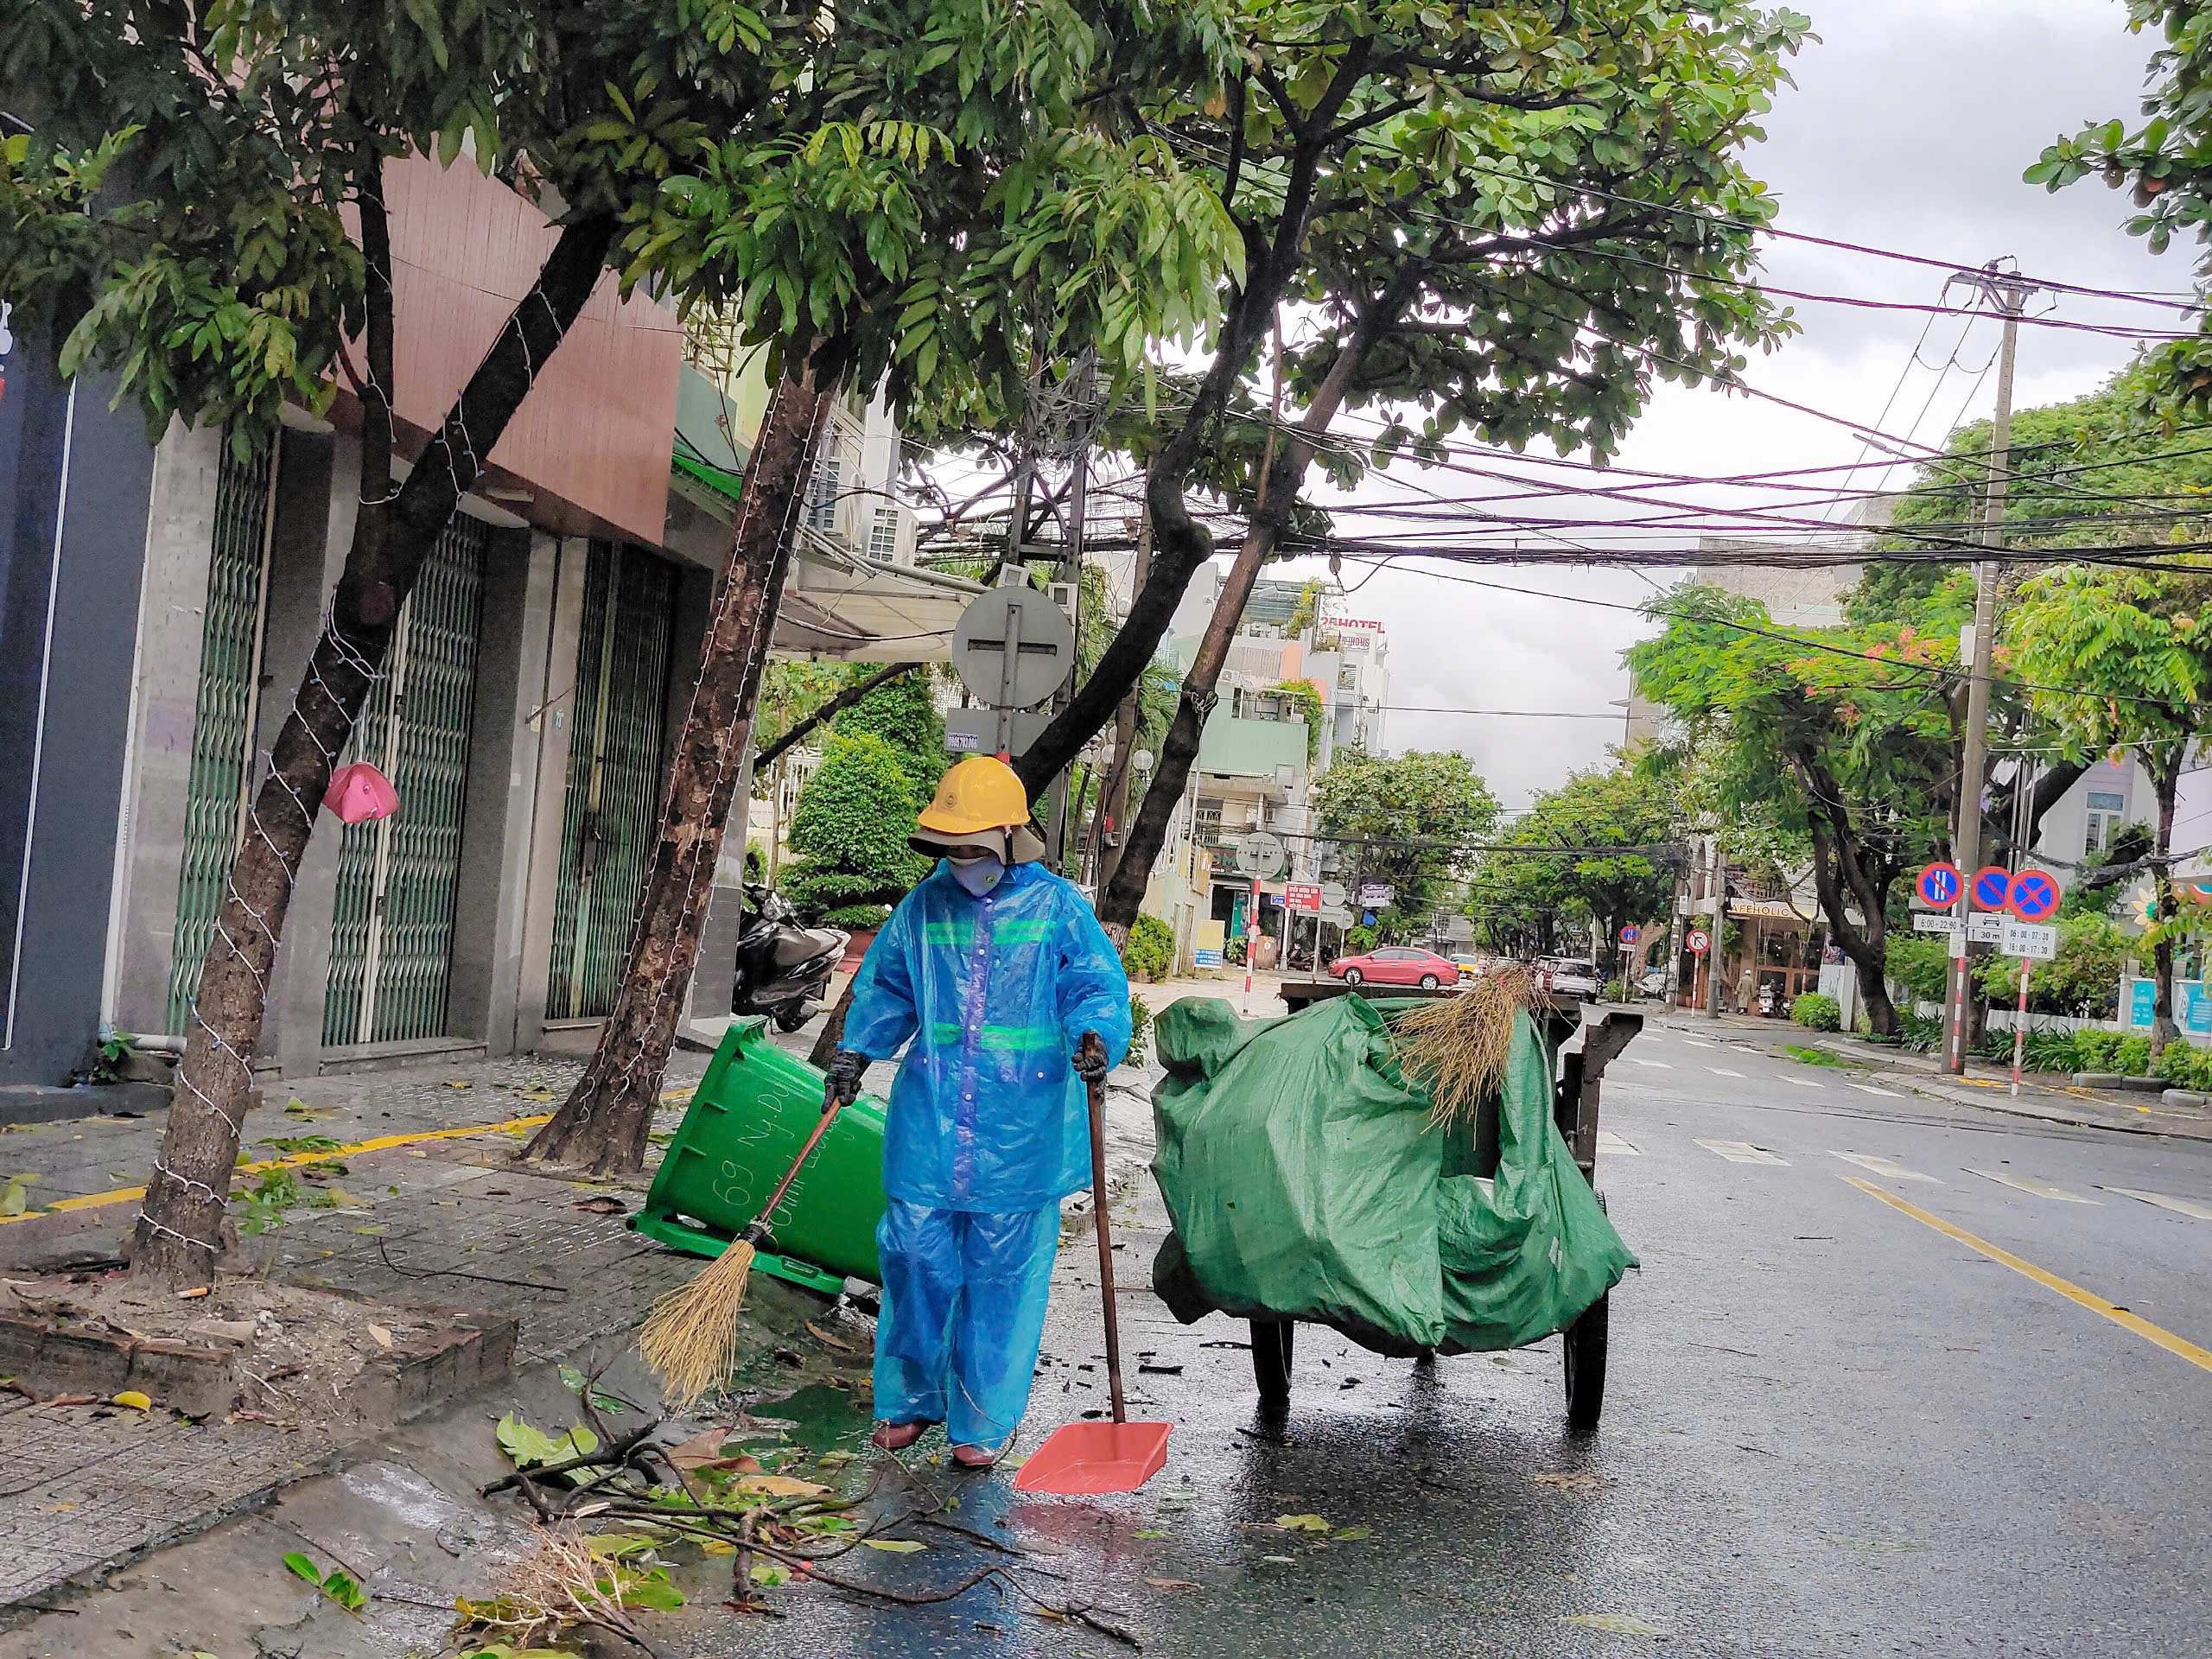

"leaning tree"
[998, 0, 1813, 940]
[1, 0, 831, 1283]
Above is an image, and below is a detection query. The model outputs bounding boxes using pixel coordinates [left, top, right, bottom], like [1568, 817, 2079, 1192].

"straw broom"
[638, 1077, 847, 1408]
[1393, 965, 1532, 1129]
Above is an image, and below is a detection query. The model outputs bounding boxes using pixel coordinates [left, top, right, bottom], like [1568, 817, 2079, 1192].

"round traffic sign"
[1234, 831, 1286, 879]
[1687, 928, 1711, 956]
[2007, 868, 2061, 923]
[1619, 925, 1640, 945]
[1319, 880, 1347, 908]
[951, 587, 1075, 709]
[1971, 866, 2013, 912]
[1916, 861, 1961, 908]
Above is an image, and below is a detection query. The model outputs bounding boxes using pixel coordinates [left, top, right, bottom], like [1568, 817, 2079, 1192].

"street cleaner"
[828, 755, 1131, 1467]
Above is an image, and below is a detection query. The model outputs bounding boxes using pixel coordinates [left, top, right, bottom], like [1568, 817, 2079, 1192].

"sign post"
[1687, 926, 1712, 1014]
[1235, 833, 1286, 1002]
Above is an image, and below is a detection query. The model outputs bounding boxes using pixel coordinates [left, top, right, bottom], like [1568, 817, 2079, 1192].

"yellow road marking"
[0, 1084, 696, 1225]
[1842, 1175, 2212, 1374]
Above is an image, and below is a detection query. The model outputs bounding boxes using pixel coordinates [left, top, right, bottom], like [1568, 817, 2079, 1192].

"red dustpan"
[1014, 1038, 1171, 1495]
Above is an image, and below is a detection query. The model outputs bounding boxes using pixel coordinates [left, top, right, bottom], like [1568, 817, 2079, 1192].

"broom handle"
[747, 1078, 844, 1243]
[1081, 1033, 1127, 1427]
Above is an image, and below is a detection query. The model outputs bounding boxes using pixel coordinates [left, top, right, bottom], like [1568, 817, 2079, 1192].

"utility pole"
[1943, 262, 2038, 1077]
[1701, 835, 1724, 1020]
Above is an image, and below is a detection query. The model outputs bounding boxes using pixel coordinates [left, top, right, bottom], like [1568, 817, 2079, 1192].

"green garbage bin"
[630, 1017, 888, 1296]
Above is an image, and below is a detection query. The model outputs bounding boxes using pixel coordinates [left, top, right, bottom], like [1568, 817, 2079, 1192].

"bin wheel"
[1343, 968, 1364, 986]
[773, 1006, 811, 1033]
[1251, 1319, 1294, 1416]
[1563, 1290, 1609, 1433]
[1419, 974, 1440, 990]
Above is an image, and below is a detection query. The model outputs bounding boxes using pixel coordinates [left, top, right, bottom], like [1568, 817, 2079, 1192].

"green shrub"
[1126, 995, 1154, 1065]
[1977, 917, 2128, 1019]
[2021, 1029, 2088, 1075]
[1897, 1012, 1943, 1053]
[2116, 1035, 2152, 1077]
[1884, 934, 1952, 1005]
[1122, 914, 1174, 984]
[2075, 1028, 2124, 1071]
[2157, 1040, 2212, 1090]
[781, 733, 930, 928]
[1791, 992, 1841, 1031]
[1601, 978, 1626, 1002]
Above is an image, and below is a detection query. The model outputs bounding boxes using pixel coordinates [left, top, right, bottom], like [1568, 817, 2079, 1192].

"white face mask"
[947, 853, 1006, 896]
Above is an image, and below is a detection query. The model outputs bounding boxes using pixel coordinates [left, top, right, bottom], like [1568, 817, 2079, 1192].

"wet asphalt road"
[682, 1016, 2212, 1659]
[7, 1018, 2206, 1657]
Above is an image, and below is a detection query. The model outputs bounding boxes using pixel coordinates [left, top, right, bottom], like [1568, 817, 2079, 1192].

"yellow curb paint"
[1841, 1175, 2212, 1375]
[0, 1085, 695, 1225]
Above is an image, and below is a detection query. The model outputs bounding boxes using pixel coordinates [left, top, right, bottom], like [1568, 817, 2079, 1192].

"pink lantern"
[322, 761, 398, 824]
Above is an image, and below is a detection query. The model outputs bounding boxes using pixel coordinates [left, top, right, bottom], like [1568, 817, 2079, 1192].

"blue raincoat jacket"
[842, 860, 1132, 1212]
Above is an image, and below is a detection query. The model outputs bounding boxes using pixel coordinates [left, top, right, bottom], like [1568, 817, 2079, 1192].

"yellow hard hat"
[917, 755, 1031, 836]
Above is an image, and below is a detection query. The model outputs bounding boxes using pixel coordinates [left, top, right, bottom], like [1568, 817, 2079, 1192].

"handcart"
[1167, 982, 1643, 1432]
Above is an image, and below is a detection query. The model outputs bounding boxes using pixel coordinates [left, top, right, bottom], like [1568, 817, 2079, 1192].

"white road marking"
[1628, 1057, 1672, 1069]
[1696, 1138, 1790, 1166]
[2105, 1186, 2212, 1221]
[1833, 1151, 1942, 1184]
[1596, 1131, 1641, 1157]
[1968, 1169, 2100, 1205]
[1707, 1066, 1745, 1078]
[1682, 1039, 1715, 1049]
[1781, 1075, 1825, 1090]
[1847, 1083, 1904, 1097]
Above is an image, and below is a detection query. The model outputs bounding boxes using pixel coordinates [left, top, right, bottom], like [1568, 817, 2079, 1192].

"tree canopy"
[1468, 762, 1677, 968]
[1313, 748, 1497, 938]
[783, 732, 932, 929]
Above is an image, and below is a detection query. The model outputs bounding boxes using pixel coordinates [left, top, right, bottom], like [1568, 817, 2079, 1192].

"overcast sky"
[1268, 0, 2191, 811]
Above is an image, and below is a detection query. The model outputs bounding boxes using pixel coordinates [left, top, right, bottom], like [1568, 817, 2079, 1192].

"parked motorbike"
[1754, 981, 1781, 1018]
[731, 884, 849, 1033]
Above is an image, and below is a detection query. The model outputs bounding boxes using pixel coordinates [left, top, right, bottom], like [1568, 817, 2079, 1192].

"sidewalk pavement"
[1633, 1005, 2212, 1142]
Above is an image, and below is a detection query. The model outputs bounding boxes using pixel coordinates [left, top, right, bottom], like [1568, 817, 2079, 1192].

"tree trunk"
[1093, 513, 1153, 892]
[2148, 756, 2183, 1058]
[809, 973, 861, 1070]
[132, 207, 618, 1287]
[1793, 753, 1901, 1039]
[1095, 285, 1408, 938]
[524, 352, 836, 1173]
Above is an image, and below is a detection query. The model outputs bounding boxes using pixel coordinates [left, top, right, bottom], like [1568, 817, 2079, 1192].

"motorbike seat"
[772, 930, 842, 968]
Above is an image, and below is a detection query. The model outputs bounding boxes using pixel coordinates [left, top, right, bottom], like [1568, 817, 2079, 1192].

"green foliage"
[1784, 1043, 1843, 1066]
[1281, 580, 1324, 640]
[833, 667, 946, 796]
[1468, 761, 1675, 962]
[1126, 995, 1154, 1065]
[1268, 680, 1325, 765]
[2118, 1034, 2155, 1076]
[781, 733, 930, 928]
[1314, 749, 1497, 939]
[1791, 993, 1841, 1032]
[1122, 913, 1175, 983]
[2029, 4, 2212, 410]
[282, 1551, 367, 1614]
[1883, 934, 1952, 1006]
[1976, 917, 2131, 1018]
[1896, 1012, 1944, 1054]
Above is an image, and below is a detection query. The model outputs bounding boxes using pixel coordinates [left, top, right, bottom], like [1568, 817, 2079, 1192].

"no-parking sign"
[2007, 868, 2061, 924]
[1620, 925, 1641, 945]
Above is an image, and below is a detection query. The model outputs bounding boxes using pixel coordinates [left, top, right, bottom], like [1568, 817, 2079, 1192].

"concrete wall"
[0, 335, 157, 1085]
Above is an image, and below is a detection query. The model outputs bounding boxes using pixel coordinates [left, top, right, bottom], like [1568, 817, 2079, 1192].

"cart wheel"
[1563, 1290, 1609, 1433]
[1251, 1319, 1294, 1415]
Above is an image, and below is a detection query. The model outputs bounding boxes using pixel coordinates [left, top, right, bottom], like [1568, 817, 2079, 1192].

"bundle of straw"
[637, 1229, 760, 1409]
[1393, 966, 1532, 1128]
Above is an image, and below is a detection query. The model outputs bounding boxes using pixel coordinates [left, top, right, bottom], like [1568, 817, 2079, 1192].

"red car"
[1326, 945, 1459, 990]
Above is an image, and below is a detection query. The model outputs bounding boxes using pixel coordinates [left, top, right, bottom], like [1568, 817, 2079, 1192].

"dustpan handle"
[1080, 1033, 1127, 1427]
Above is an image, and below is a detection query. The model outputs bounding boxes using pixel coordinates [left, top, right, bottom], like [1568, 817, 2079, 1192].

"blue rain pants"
[872, 1198, 1059, 1448]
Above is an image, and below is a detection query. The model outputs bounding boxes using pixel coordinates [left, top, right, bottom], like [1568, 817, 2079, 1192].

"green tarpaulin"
[1149, 995, 1635, 1356]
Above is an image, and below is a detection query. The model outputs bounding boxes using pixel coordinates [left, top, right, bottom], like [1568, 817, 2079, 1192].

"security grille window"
[546, 541, 678, 1021]
[323, 512, 489, 1046]
[804, 454, 842, 533]
[868, 504, 899, 561]
[1193, 799, 1224, 844]
[168, 433, 281, 1033]
[2084, 791, 2127, 856]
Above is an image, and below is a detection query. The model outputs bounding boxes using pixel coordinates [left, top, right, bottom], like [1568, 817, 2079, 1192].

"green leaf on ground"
[1, 1175, 35, 1216]
[749, 1561, 791, 1586]
[281, 1552, 321, 1586]
[1274, 1514, 1329, 1532]
[1133, 1529, 1171, 1541]
[495, 1412, 599, 1470]
[1331, 1526, 1372, 1541]
[258, 1135, 343, 1153]
[861, 1537, 926, 1553]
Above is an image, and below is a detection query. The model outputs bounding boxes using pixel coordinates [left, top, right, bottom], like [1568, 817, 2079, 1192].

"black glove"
[1072, 1033, 1109, 1086]
[828, 1048, 868, 1105]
